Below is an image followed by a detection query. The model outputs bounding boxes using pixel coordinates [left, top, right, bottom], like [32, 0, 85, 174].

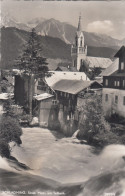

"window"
[60, 92, 63, 96]
[105, 94, 108, 102]
[123, 80, 125, 87]
[117, 81, 120, 87]
[115, 95, 118, 104]
[80, 39, 82, 46]
[81, 59, 83, 66]
[123, 96, 125, 105]
[52, 100, 58, 105]
[105, 79, 108, 86]
[114, 80, 120, 87]
[121, 62, 124, 70]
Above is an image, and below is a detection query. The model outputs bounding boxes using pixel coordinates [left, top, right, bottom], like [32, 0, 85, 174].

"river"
[0, 127, 125, 196]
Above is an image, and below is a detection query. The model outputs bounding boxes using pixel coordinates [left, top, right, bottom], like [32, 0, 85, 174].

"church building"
[71, 15, 112, 73]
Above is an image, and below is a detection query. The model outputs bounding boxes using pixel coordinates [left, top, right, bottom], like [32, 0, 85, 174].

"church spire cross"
[77, 14, 82, 31]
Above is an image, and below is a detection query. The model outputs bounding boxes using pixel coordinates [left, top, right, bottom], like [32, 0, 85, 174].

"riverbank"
[77, 123, 125, 148]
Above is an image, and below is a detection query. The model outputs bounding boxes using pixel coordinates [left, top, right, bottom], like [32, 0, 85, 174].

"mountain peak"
[1, 13, 30, 31]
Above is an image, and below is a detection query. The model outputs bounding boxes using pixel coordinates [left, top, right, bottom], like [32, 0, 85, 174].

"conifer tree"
[15, 28, 48, 119]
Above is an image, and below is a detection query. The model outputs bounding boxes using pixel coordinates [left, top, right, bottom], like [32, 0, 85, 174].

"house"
[95, 58, 119, 84]
[34, 77, 55, 96]
[14, 71, 58, 127]
[52, 79, 102, 122]
[71, 15, 112, 72]
[99, 58, 119, 77]
[55, 63, 77, 72]
[14, 72, 54, 110]
[45, 71, 89, 87]
[55, 66, 70, 72]
[102, 46, 125, 117]
[33, 93, 57, 127]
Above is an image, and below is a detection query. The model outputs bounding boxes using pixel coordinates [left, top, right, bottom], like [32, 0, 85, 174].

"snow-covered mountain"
[35, 18, 125, 49]
[27, 17, 46, 28]
[1, 14, 124, 49]
[35, 18, 76, 44]
[1, 13, 31, 31]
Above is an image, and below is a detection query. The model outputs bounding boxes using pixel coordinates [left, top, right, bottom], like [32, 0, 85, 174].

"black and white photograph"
[0, 0, 125, 196]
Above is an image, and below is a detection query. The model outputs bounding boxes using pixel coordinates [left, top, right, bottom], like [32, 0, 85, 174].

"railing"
[71, 47, 86, 54]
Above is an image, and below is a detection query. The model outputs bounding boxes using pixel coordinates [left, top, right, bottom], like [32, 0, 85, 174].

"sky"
[1, 0, 125, 40]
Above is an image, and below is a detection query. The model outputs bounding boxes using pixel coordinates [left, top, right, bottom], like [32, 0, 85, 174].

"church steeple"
[71, 14, 87, 71]
[77, 14, 82, 31]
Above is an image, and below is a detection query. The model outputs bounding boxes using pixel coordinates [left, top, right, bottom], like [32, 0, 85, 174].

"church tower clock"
[71, 15, 87, 71]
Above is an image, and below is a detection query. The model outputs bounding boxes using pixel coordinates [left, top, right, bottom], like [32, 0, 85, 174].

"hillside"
[87, 46, 117, 59]
[0, 27, 71, 69]
[0, 27, 120, 70]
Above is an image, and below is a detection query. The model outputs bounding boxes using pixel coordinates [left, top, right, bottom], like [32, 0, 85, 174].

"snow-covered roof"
[33, 93, 54, 101]
[100, 58, 119, 77]
[86, 56, 112, 69]
[45, 71, 89, 87]
[52, 80, 101, 95]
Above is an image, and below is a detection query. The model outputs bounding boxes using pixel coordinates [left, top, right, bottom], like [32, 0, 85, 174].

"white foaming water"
[96, 144, 125, 172]
[119, 179, 125, 196]
[0, 156, 14, 171]
[1, 127, 124, 196]
[11, 128, 125, 185]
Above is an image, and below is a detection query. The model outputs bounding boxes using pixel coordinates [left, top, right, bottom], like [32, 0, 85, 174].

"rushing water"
[0, 127, 125, 196]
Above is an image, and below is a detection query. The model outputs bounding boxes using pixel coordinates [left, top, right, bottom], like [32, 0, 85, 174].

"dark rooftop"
[114, 46, 125, 57]
[52, 79, 100, 95]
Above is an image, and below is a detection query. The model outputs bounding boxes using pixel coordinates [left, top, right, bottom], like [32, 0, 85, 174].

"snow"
[86, 56, 112, 69]
[33, 93, 54, 101]
[100, 58, 119, 76]
[46, 71, 89, 87]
